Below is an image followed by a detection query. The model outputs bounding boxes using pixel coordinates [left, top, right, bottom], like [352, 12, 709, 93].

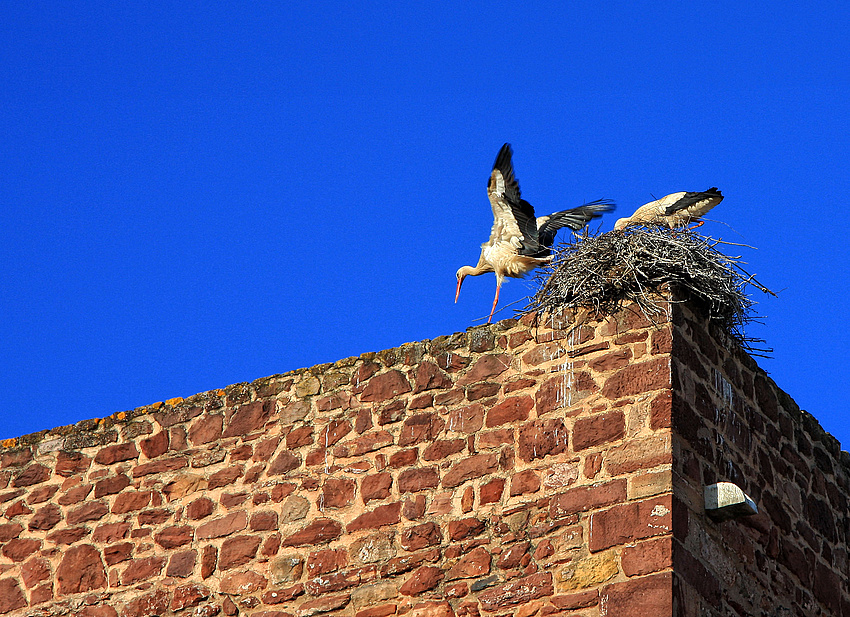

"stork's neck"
[458, 263, 493, 278]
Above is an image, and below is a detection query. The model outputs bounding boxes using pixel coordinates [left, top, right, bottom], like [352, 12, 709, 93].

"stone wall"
[671, 304, 850, 616]
[0, 300, 847, 617]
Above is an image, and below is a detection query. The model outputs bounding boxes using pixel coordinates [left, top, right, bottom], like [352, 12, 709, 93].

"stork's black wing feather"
[490, 143, 540, 255]
[527, 199, 616, 257]
[664, 188, 722, 215]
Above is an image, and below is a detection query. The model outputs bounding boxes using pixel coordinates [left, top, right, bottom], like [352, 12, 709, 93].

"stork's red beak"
[454, 276, 464, 303]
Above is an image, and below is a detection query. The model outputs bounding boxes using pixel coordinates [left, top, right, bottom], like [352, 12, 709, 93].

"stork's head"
[613, 218, 630, 231]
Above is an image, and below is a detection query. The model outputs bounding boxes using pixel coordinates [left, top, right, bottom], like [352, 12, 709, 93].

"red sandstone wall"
[671, 304, 850, 616]
[0, 309, 676, 617]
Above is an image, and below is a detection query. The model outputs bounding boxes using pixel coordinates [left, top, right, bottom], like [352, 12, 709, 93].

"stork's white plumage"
[455, 143, 615, 324]
[614, 188, 723, 231]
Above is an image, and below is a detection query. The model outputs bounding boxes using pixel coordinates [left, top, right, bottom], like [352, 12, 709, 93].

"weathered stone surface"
[111, 490, 152, 514]
[196, 511, 248, 540]
[0, 577, 27, 613]
[621, 536, 672, 576]
[306, 548, 348, 576]
[399, 413, 446, 447]
[268, 450, 302, 475]
[170, 583, 210, 611]
[349, 532, 395, 565]
[12, 463, 50, 487]
[361, 473, 393, 503]
[510, 469, 540, 496]
[282, 518, 343, 547]
[56, 544, 106, 595]
[561, 551, 619, 590]
[447, 404, 485, 434]
[413, 362, 453, 393]
[398, 467, 440, 493]
[600, 571, 672, 614]
[321, 477, 356, 508]
[280, 495, 311, 523]
[154, 525, 194, 549]
[166, 550, 197, 578]
[122, 556, 166, 585]
[448, 518, 485, 541]
[446, 546, 490, 580]
[400, 521, 442, 551]
[550, 479, 627, 518]
[297, 594, 350, 616]
[55, 451, 91, 477]
[223, 401, 272, 438]
[480, 478, 505, 504]
[132, 456, 188, 477]
[478, 572, 554, 610]
[270, 555, 304, 585]
[517, 418, 568, 462]
[589, 495, 672, 552]
[535, 372, 598, 413]
[219, 534, 262, 570]
[423, 439, 465, 461]
[360, 370, 411, 402]
[601, 357, 670, 399]
[28, 503, 62, 530]
[139, 431, 169, 459]
[400, 565, 443, 596]
[94, 443, 139, 465]
[2, 538, 41, 562]
[220, 570, 268, 594]
[186, 497, 215, 520]
[188, 414, 224, 445]
[287, 426, 314, 449]
[334, 431, 394, 458]
[442, 454, 498, 488]
[486, 396, 533, 427]
[572, 410, 625, 450]
[347, 502, 402, 532]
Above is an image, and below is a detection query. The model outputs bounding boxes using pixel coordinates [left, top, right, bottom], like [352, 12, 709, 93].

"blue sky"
[2, 3, 849, 452]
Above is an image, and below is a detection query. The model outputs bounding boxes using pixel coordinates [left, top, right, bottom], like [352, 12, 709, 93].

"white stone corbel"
[704, 482, 758, 522]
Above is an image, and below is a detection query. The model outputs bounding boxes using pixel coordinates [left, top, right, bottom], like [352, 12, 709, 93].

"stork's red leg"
[688, 220, 705, 230]
[487, 280, 502, 324]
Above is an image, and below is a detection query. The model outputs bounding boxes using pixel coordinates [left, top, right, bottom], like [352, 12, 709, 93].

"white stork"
[614, 188, 723, 231]
[455, 143, 615, 324]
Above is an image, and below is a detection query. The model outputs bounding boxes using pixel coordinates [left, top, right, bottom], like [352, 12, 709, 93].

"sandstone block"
[398, 467, 440, 493]
[413, 362, 453, 393]
[94, 443, 139, 466]
[480, 478, 505, 504]
[55, 451, 91, 477]
[56, 544, 106, 595]
[517, 418, 568, 462]
[12, 463, 51, 487]
[220, 570, 268, 594]
[400, 566, 443, 596]
[360, 370, 411, 402]
[307, 548, 348, 576]
[28, 503, 62, 531]
[399, 413, 446, 447]
[334, 431, 394, 458]
[347, 502, 402, 532]
[67, 500, 109, 525]
[170, 583, 210, 611]
[560, 551, 618, 590]
[219, 534, 262, 570]
[121, 556, 166, 585]
[223, 401, 272, 438]
[423, 439, 466, 461]
[281, 518, 343, 547]
[269, 451, 302, 475]
[361, 472, 393, 503]
[478, 572, 553, 611]
[621, 536, 672, 576]
[510, 469, 540, 496]
[448, 517, 485, 541]
[442, 454, 498, 488]
[400, 521, 442, 551]
[572, 410, 625, 451]
[321, 477, 356, 508]
[589, 495, 672, 552]
[297, 594, 350, 617]
[93, 522, 130, 543]
[447, 404, 485, 434]
[486, 396, 533, 427]
[0, 578, 27, 613]
[457, 354, 510, 385]
[549, 479, 627, 519]
[186, 497, 215, 520]
[188, 414, 224, 445]
[154, 525, 194, 549]
[167, 550, 197, 578]
[601, 357, 670, 399]
[197, 511, 248, 540]
[139, 431, 169, 459]
[287, 426, 315, 449]
[600, 571, 672, 614]
[446, 546, 490, 580]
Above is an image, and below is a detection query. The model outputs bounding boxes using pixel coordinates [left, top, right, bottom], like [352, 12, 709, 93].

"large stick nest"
[524, 227, 775, 353]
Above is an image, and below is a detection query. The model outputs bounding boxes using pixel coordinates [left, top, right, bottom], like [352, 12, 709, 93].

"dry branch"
[523, 227, 775, 352]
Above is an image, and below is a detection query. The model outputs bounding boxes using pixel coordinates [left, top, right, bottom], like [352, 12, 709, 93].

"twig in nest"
[522, 227, 776, 353]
